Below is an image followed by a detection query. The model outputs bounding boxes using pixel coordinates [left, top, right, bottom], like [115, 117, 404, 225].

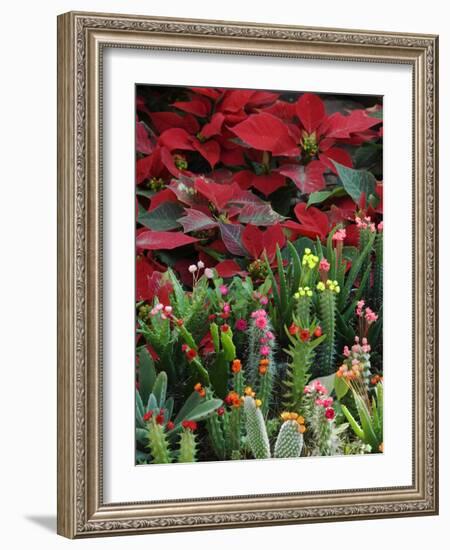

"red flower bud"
[177, 319, 184, 326]
[314, 326, 322, 337]
[186, 348, 197, 361]
[221, 324, 230, 332]
[325, 407, 335, 420]
[155, 413, 165, 425]
[288, 323, 298, 335]
[166, 421, 174, 431]
[299, 329, 311, 342]
[217, 407, 225, 416]
[143, 411, 153, 422]
[181, 420, 197, 431]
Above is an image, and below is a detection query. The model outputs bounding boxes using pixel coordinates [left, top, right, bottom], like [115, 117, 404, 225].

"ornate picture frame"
[57, 11, 439, 538]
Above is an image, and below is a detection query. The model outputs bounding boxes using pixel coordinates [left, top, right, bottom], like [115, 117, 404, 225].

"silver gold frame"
[57, 11, 439, 538]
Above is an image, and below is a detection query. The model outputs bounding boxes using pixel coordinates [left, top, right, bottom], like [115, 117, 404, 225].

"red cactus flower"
[155, 413, 165, 425]
[143, 411, 153, 422]
[181, 420, 198, 431]
[288, 323, 298, 335]
[314, 326, 323, 338]
[325, 407, 335, 420]
[299, 329, 311, 342]
[166, 421, 175, 431]
[186, 348, 197, 361]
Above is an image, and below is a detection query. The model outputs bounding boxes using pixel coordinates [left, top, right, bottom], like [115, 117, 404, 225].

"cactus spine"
[146, 421, 172, 464]
[178, 429, 197, 463]
[317, 289, 337, 376]
[206, 411, 226, 460]
[283, 328, 326, 410]
[274, 420, 304, 458]
[247, 310, 276, 414]
[373, 230, 383, 310]
[243, 396, 270, 459]
[296, 295, 312, 327]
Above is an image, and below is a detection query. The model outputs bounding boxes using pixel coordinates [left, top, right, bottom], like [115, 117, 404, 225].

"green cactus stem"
[178, 429, 197, 463]
[243, 396, 270, 459]
[233, 369, 244, 396]
[206, 412, 226, 460]
[373, 230, 383, 310]
[258, 368, 275, 417]
[229, 407, 242, 456]
[274, 420, 304, 458]
[146, 421, 172, 464]
[185, 283, 210, 341]
[283, 328, 326, 411]
[296, 295, 312, 327]
[317, 290, 337, 376]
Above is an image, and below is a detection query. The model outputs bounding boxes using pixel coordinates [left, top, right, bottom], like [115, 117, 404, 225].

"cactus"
[317, 288, 337, 376]
[243, 396, 270, 459]
[178, 429, 197, 463]
[206, 411, 227, 460]
[274, 420, 304, 458]
[301, 381, 341, 456]
[296, 294, 312, 327]
[283, 324, 326, 411]
[146, 421, 173, 464]
[358, 227, 372, 298]
[373, 230, 383, 310]
[246, 310, 277, 414]
[185, 279, 211, 341]
[258, 367, 275, 417]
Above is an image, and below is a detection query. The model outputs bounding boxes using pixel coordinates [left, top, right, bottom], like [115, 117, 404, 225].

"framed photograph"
[57, 11, 439, 538]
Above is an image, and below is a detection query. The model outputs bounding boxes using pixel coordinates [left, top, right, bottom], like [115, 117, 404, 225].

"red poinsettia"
[229, 92, 381, 193]
[242, 223, 286, 264]
[282, 202, 331, 241]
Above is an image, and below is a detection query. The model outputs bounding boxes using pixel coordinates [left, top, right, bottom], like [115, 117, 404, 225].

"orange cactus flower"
[231, 359, 242, 373]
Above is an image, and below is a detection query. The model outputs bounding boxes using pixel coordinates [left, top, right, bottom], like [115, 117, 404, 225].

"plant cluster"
[135, 85, 383, 464]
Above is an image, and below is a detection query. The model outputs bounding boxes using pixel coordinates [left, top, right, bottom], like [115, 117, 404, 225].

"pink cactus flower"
[235, 319, 248, 332]
[260, 345, 270, 356]
[255, 316, 268, 330]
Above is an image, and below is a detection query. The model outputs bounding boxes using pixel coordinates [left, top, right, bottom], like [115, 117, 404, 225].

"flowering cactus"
[247, 309, 276, 415]
[283, 319, 326, 411]
[316, 281, 340, 376]
[178, 422, 198, 463]
[146, 419, 173, 464]
[274, 414, 305, 458]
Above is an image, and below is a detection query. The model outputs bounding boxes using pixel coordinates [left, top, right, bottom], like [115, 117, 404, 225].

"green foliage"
[338, 231, 376, 310]
[341, 383, 383, 452]
[152, 371, 167, 408]
[137, 347, 156, 405]
[332, 161, 377, 204]
[265, 242, 302, 340]
[138, 202, 184, 231]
